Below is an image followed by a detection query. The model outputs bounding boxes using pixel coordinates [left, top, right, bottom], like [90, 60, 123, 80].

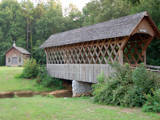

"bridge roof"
[40, 11, 160, 49]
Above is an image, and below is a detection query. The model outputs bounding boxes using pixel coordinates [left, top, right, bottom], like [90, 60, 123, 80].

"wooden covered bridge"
[40, 11, 160, 96]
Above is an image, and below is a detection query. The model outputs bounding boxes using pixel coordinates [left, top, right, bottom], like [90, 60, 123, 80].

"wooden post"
[143, 37, 154, 50]
[118, 37, 130, 65]
[142, 36, 154, 65]
[142, 50, 146, 65]
[119, 49, 123, 65]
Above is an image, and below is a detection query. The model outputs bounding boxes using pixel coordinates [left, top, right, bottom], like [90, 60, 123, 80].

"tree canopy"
[0, 0, 159, 65]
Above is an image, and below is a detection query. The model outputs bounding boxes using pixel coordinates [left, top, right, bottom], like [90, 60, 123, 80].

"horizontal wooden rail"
[131, 65, 160, 73]
[146, 65, 160, 72]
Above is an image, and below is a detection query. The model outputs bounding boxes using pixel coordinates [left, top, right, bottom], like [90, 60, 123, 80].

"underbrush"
[16, 59, 64, 91]
[92, 62, 160, 112]
[142, 89, 160, 112]
[21, 58, 39, 79]
[36, 66, 64, 90]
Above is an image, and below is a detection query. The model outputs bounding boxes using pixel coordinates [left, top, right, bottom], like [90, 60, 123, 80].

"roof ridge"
[50, 11, 147, 37]
[40, 11, 160, 48]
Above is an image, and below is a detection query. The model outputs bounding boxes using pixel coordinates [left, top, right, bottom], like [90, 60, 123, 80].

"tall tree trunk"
[30, 19, 33, 55]
[26, 18, 29, 49]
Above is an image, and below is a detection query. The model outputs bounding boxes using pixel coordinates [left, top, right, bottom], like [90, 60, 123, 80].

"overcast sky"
[61, 0, 91, 11]
[15, 0, 91, 11]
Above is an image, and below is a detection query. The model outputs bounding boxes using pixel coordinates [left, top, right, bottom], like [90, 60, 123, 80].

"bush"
[92, 62, 160, 108]
[37, 66, 63, 89]
[92, 63, 133, 106]
[130, 64, 158, 107]
[142, 89, 160, 112]
[22, 58, 39, 78]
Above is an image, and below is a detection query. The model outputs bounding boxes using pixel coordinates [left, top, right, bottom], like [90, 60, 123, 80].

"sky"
[15, 0, 91, 11]
[60, 0, 91, 11]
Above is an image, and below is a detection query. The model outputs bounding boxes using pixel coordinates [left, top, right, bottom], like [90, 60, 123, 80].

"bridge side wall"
[47, 64, 113, 83]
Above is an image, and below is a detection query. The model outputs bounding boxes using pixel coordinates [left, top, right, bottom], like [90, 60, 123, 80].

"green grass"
[0, 67, 35, 92]
[0, 66, 159, 120]
[0, 66, 57, 92]
[0, 96, 159, 120]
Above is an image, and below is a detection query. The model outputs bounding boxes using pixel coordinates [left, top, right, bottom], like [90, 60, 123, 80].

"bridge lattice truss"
[45, 34, 153, 66]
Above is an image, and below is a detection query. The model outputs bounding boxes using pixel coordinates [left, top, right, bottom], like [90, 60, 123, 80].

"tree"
[64, 4, 83, 30]
[0, 0, 26, 65]
[21, 0, 34, 52]
[131, 0, 160, 65]
[82, 0, 131, 26]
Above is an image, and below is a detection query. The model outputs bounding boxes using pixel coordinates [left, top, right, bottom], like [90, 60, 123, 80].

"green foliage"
[82, 0, 131, 26]
[131, 0, 160, 65]
[92, 62, 160, 108]
[142, 89, 160, 113]
[0, 0, 159, 66]
[22, 58, 39, 78]
[130, 64, 159, 107]
[92, 62, 133, 106]
[37, 66, 63, 89]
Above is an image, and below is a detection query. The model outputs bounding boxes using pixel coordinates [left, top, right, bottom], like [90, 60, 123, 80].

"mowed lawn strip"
[0, 96, 159, 120]
[0, 67, 34, 92]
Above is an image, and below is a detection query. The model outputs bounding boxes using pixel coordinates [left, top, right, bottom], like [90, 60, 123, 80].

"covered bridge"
[40, 12, 160, 96]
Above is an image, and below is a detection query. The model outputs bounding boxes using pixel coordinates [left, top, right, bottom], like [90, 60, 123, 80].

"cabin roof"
[5, 46, 31, 55]
[40, 11, 160, 48]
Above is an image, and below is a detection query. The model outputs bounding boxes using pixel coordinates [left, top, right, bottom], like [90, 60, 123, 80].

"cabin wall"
[5, 48, 30, 67]
[47, 64, 113, 83]
[23, 54, 31, 61]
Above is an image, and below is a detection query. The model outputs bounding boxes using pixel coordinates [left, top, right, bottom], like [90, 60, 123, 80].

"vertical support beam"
[142, 36, 154, 65]
[143, 37, 154, 50]
[142, 50, 146, 65]
[119, 37, 130, 65]
[119, 50, 123, 65]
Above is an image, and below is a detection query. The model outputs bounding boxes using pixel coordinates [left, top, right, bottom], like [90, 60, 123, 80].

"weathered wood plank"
[47, 64, 113, 83]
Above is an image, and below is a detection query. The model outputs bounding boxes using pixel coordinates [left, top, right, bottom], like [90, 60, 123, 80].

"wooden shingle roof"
[40, 11, 160, 48]
[14, 46, 31, 54]
[5, 46, 31, 55]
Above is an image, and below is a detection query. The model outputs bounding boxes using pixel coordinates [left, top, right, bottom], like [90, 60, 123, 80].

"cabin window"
[19, 57, 21, 62]
[8, 58, 10, 63]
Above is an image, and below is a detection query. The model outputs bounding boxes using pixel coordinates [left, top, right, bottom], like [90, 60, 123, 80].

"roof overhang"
[5, 46, 31, 55]
[40, 11, 160, 49]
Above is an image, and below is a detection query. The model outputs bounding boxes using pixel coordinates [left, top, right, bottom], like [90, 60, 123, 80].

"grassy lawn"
[0, 96, 159, 120]
[0, 67, 35, 92]
[0, 66, 159, 120]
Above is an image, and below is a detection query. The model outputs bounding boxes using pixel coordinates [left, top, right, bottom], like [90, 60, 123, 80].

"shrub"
[142, 89, 160, 112]
[92, 62, 160, 108]
[37, 66, 64, 89]
[130, 64, 158, 107]
[22, 58, 39, 78]
[92, 63, 133, 106]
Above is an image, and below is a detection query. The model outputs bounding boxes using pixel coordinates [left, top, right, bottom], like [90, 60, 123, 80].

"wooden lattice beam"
[123, 34, 153, 66]
[45, 37, 126, 64]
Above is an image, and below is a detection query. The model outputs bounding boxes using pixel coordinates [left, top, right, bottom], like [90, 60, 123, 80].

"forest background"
[0, 0, 159, 66]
